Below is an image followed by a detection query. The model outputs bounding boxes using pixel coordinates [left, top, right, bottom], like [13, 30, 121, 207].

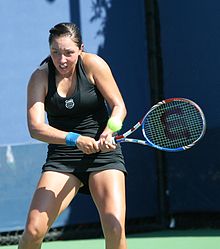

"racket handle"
[111, 137, 117, 144]
[97, 137, 117, 145]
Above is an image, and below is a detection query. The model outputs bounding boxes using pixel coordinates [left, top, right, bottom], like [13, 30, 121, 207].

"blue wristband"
[65, 132, 80, 146]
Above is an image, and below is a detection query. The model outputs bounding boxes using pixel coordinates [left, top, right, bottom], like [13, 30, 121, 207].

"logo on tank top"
[65, 99, 75, 109]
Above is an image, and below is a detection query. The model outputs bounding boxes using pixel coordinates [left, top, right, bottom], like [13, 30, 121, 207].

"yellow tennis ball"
[107, 117, 122, 132]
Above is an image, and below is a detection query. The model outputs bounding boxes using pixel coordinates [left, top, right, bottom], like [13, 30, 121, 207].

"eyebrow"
[51, 47, 74, 52]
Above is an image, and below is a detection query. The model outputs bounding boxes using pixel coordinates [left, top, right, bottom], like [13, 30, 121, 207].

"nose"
[59, 53, 67, 63]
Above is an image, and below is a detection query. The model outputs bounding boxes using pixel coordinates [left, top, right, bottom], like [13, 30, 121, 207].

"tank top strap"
[76, 56, 91, 85]
[47, 57, 56, 96]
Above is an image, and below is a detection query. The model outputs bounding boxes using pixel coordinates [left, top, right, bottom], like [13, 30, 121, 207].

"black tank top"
[42, 56, 126, 182]
[45, 56, 109, 139]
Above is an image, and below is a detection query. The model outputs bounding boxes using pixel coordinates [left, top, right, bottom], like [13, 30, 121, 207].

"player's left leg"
[89, 169, 127, 249]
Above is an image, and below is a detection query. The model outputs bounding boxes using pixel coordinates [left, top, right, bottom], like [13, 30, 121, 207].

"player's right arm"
[27, 66, 68, 144]
[27, 65, 99, 154]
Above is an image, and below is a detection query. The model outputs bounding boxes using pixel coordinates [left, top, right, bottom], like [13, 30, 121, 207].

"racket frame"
[113, 98, 206, 152]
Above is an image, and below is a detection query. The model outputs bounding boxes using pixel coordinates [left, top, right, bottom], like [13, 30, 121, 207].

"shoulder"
[81, 52, 110, 71]
[80, 53, 111, 84]
[29, 63, 48, 84]
[28, 63, 48, 93]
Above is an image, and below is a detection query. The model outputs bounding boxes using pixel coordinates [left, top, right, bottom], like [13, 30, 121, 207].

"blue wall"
[0, 0, 71, 145]
[158, 0, 220, 214]
[0, 144, 45, 232]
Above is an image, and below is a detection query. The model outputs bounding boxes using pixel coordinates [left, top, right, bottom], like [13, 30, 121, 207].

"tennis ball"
[107, 117, 123, 132]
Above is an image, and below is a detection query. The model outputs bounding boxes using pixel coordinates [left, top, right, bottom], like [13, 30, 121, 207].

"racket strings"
[143, 101, 205, 149]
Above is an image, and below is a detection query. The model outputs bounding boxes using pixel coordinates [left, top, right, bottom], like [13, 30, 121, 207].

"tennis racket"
[113, 98, 206, 152]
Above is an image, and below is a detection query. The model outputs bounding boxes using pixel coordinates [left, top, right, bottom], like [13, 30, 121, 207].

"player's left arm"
[82, 53, 127, 147]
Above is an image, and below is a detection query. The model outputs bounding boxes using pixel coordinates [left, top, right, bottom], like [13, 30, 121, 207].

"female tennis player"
[18, 22, 127, 249]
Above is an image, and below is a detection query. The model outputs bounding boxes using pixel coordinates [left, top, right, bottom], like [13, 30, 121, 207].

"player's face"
[50, 36, 82, 77]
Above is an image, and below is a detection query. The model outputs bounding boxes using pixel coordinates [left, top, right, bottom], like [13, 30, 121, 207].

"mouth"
[59, 63, 68, 70]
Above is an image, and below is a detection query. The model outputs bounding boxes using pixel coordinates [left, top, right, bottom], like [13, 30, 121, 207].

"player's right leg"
[18, 171, 81, 249]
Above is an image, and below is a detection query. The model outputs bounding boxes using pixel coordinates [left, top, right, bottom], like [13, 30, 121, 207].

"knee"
[21, 221, 47, 244]
[102, 214, 125, 239]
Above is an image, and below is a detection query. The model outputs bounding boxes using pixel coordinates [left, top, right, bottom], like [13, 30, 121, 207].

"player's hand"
[98, 131, 117, 152]
[76, 135, 100, 154]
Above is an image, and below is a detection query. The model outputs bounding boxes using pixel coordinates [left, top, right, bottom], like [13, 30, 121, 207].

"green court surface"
[1, 229, 220, 249]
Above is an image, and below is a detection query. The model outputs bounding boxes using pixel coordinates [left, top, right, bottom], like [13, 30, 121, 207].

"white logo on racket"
[65, 99, 75, 109]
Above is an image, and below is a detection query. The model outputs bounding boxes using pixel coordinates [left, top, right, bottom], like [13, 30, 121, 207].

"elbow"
[29, 128, 39, 140]
[28, 123, 43, 140]
[29, 130, 38, 139]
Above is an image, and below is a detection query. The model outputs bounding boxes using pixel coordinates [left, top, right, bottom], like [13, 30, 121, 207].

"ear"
[80, 43, 84, 52]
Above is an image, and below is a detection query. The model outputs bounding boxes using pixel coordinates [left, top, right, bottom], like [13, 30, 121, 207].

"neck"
[56, 66, 76, 80]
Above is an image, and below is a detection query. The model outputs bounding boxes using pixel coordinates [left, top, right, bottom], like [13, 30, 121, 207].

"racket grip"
[111, 137, 117, 144]
[97, 136, 117, 145]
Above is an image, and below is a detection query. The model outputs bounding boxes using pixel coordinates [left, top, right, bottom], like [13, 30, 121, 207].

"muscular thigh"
[27, 171, 81, 229]
[89, 170, 126, 219]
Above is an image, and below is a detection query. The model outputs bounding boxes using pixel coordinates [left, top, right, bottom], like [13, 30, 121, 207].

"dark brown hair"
[49, 22, 83, 48]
